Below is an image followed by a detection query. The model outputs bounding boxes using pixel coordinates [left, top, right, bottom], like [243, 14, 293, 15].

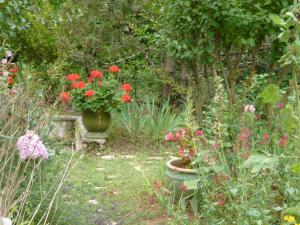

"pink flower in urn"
[178, 147, 186, 157]
[276, 102, 285, 110]
[165, 132, 175, 142]
[175, 131, 183, 140]
[195, 130, 204, 136]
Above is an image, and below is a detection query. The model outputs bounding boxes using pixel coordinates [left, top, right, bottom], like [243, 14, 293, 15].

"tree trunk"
[191, 59, 202, 124]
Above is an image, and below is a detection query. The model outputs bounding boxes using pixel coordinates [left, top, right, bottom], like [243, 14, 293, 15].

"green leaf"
[246, 208, 261, 218]
[190, 196, 198, 215]
[270, 14, 284, 26]
[243, 153, 279, 173]
[292, 163, 300, 175]
[285, 205, 300, 218]
[183, 179, 200, 190]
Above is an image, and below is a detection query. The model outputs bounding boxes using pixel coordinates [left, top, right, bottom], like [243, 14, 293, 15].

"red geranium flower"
[60, 92, 71, 103]
[71, 82, 77, 89]
[121, 93, 132, 103]
[7, 76, 14, 84]
[87, 76, 93, 83]
[75, 81, 86, 89]
[121, 83, 132, 93]
[85, 89, 95, 97]
[90, 70, 103, 78]
[109, 65, 120, 73]
[66, 73, 80, 81]
[10, 65, 18, 73]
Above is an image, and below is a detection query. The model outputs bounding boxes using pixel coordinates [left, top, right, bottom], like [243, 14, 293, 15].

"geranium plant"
[59, 65, 132, 112]
[0, 49, 19, 89]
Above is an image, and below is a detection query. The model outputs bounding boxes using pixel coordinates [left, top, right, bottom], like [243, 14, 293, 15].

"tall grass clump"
[118, 97, 185, 142]
[0, 61, 79, 224]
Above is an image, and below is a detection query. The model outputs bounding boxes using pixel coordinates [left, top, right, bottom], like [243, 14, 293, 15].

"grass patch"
[37, 149, 170, 225]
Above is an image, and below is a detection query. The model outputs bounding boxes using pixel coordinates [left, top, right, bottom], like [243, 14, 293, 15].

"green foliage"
[280, 105, 298, 132]
[243, 153, 279, 173]
[160, 0, 291, 64]
[118, 97, 184, 142]
[259, 84, 281, 105]
[0, 0, 60, 62]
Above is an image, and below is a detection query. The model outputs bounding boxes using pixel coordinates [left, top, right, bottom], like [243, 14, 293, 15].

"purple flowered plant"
[16, 130, 48, 161]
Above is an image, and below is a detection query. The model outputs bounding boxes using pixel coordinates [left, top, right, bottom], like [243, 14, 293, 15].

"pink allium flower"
[195, 130, 204, 136]
[17, 130, 48, 161]
[276, 102, 285, 110]
[165, 132, 175, 142]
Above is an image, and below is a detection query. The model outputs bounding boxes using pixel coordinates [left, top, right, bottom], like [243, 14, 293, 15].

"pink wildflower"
[278, 138, 288, 147]
[165, 132, 175, 142]
[16, 130, 48, 161]
[195, 130, 204, 136]
[262, 133, 270, 140]
[276, 102, 285, 110]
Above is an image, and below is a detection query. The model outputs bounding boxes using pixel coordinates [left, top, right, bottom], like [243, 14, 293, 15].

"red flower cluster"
[85, 90, 95, 97]
[10, 65, 18, 73]
[60, 66, 132, 106]
[71, 81, 86, 89]
[90, 70, 103, 78]
[7, 76, 14, 85]
[60, 92, 71, 103]
[121, 83, 132, 103]
[4, 64, 19, 85]
[67, 74, 80, 81]
[109, 65, 120, 73]
[122, 93, 132, 102]
[121, 83, 132, 93]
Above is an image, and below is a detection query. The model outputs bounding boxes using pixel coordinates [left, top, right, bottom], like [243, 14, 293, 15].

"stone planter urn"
[166, 158, 198, 198]
[82, 109, 111, 137]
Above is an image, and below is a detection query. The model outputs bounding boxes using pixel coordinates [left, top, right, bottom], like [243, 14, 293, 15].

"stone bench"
[50, 115, 107, 150]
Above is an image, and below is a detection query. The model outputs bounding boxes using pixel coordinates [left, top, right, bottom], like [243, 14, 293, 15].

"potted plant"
[59, 65, 132, 133]
[165, 128, 207, 193]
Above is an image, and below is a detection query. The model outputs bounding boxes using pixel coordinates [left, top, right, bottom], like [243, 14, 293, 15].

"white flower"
[5, 50, 13, 58]
[244, 104, 256, 113]
[1, 58, 8, 64]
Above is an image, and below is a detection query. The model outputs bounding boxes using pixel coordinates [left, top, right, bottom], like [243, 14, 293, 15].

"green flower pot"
[82, 109, 111, 132]
[166, 158, 198, 198]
